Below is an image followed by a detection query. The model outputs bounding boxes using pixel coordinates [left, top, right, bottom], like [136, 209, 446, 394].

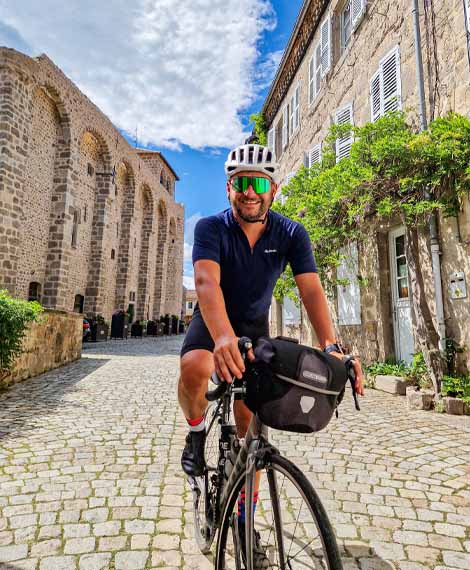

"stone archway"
[114, 161, 136, 312]
[164, 218, 178, 315]
[152, 201, 168, 319]
[136, 185, 155, 320]
[83, 128, 113, 317]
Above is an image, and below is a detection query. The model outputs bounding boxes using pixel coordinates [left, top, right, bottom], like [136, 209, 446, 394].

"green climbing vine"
[249, 112, 268, 146]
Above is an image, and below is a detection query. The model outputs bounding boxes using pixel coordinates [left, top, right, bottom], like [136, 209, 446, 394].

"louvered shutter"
[308, 144, 322, 168]
[289, 95, 295, 136]
[337, 242, 361, 325]
[370, 69, 381, 121]
[382, 47, 401, 114]
[335, 104, 354, 162]
[282, 105, 288, 149]
[308, 55, 314, 104]
[267, 128, 275, 157]
[315, 43, 322, 95]
[320, 16, 331, 76]
[351, 0, 366, 30]
[294, 84, 300, 131]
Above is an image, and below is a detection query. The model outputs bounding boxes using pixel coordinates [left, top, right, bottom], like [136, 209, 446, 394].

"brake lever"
[343, 355, 361, 412]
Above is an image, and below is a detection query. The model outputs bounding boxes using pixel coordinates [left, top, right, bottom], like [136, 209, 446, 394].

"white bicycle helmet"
[224, 144, 278, 178]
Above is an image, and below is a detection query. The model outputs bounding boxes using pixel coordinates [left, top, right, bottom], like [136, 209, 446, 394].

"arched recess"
[164, 217, 178, 315]
[83, 128, 113, 317]
[114, 161, 136, 312]
[152, 201, 168, 319]
[136, 185, 155, 320]
[33, 85, 73, 311]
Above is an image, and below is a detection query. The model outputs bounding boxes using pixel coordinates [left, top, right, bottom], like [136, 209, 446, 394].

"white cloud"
[0, 0, 277, 150]
[183, 275, 195, 290]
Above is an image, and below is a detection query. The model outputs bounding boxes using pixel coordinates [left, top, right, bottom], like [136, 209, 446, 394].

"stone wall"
[0, 310, 82, 390]
[0, 48, 184, 323]
[266, 0, 470, 366]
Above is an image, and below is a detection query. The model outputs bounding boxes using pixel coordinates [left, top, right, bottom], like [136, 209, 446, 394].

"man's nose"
[243, 185, 257, 197]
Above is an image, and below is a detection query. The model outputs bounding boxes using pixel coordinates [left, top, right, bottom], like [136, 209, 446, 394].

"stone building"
[0, 48, 184, 323]
[184, 289, 198, 325]
[263, 0, 470, 368]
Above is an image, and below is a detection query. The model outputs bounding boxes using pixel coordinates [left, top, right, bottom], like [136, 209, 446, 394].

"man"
[178, 142, 364, 559]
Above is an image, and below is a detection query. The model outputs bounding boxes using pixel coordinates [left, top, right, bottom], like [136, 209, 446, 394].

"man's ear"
[271, 182, 278, 198]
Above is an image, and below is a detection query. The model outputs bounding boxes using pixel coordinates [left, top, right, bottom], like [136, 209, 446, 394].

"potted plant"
[111, 310, 129, 339]
[405, 353, 434, 410]
[171, 314, 179, 335]
[90, 314, 109, 342]
[131, 320, 144, 338]
[441, 375, 470, 415]
[163, 314, 171, 335]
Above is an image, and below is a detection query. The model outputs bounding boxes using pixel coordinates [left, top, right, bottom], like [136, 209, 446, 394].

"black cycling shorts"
[180, 305, 269, 359]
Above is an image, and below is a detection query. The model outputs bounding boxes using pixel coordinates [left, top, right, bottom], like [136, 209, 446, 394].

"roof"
[136, 148, 180, 181]
[262, 0, 329, 127]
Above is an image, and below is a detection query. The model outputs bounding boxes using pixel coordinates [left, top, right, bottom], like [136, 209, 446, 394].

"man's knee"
[179, 350, 214, 390]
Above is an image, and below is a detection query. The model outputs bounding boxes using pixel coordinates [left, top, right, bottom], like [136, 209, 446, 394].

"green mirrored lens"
[232, 176, 270, 194]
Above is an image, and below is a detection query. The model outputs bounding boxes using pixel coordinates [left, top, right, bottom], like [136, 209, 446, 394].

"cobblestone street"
[0, 337, 469, 570]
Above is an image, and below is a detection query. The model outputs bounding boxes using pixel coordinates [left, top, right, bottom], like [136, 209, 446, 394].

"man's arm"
[295, 272, 365, 395]
[194, 259, 249, 382]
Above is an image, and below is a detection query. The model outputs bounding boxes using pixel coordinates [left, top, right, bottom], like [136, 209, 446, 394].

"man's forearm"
[196, 279, 235, 342]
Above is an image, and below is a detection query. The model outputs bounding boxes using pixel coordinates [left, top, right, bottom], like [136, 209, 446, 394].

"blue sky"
[0, 0, 303, 288]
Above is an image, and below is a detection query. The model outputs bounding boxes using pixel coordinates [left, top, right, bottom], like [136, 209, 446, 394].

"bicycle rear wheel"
[215, 452, 343, 570]
[192, 400, 221, 553]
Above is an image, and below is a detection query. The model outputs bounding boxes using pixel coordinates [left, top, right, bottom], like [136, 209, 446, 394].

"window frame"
[307, 143, 322, 168]
[320, 15, 332, 77]
[335, 103, 354, 162]
[341, 1, 352, 53]
[369, 45, 402, 121]
[282, 104, 289, 149]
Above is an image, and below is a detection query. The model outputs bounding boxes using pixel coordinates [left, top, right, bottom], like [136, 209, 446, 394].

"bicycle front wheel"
[216, 452, 343, 570]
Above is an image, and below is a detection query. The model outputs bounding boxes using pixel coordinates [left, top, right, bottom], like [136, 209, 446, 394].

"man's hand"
[213, 335, 254, 383]
[330, 352, 365, 396]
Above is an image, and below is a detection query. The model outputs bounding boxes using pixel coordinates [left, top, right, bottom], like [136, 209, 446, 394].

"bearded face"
[227, 171, 276, 223]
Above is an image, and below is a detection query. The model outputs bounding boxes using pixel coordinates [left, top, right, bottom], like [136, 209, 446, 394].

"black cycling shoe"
[181, 430, 206, 477]
[237, 517, 272, 570]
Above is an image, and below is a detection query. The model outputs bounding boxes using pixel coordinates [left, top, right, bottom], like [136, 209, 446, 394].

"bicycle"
[187, 337, 359, 570]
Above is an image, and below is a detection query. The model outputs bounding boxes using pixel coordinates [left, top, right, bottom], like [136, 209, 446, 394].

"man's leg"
[178, 349, 214, 476]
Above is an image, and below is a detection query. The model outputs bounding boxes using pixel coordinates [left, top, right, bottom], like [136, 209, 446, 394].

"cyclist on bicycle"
[178, 141, 364, 561]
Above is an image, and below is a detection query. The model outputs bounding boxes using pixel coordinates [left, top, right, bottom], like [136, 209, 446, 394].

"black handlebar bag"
[244, 337, 348, 433]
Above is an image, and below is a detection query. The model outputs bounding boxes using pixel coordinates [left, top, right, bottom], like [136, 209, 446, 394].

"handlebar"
[205, 337, 252, 402]
[343, 355, 360, 411]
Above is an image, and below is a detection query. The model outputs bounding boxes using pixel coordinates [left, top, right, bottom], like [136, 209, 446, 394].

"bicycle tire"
[215, 452, 343, 570]
[192, 401, 222, 553]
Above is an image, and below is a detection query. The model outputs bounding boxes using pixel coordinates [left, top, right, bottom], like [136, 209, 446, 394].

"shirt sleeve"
[192, 217, 221, 265]
[288, 223, 317, 275]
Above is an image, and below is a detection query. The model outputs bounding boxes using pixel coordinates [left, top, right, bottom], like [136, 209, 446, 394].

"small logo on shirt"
[264, 249, 277, 254]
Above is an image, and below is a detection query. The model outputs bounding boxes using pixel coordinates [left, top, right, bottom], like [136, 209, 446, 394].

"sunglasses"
[231, 176, 271, 194]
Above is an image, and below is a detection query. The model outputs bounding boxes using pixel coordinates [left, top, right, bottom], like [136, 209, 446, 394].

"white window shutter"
[267, 128, 275, 157]
[285, 172, 296, 185]
[315, 43, 322, 95]
[320, 16, 331, 77]
[335, 104, 354, 162]
[282, 105, 288, 149]
[351, 0, 366, 30]
[337, 242, 361, 325]
[294, 84, 300, 131]
[308, 55, 314, 104]
[308, 144, 322, 168]
[370, 69, 381, 121]
[289, 95, 295, 136]
[381, 47, 401, 114]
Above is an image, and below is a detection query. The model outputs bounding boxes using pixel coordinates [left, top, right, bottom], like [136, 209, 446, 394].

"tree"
[274, 112, 470, 393]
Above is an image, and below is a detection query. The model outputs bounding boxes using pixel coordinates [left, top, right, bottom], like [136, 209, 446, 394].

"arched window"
[28, 282, 41, 302]
[73, 294, 84, 313]
[160, 171, 164, 185]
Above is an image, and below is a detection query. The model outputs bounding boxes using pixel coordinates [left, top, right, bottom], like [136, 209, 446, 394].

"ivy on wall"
[274, 112, 470, 392]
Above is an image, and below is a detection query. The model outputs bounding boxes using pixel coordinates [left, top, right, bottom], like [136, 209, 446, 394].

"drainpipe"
[412, 0, 446, 352]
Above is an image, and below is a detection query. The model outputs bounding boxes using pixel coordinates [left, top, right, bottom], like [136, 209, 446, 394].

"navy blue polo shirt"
[192, 209, 317, 322]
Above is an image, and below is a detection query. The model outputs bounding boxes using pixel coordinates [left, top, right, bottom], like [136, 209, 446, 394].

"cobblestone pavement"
[0, 337, 469, 570]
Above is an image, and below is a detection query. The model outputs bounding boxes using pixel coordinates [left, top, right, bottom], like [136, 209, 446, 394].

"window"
[71, 209, 80, 247]
[335, 104, 354, 161]
[87, 163, 94, 176]
[337, 242, 361, 325]
[187, 301, 193, 310]
[370, 46, 402, 121]
[160, 171, 164, 185]
[309, 42, 322, 104]
[73, 294, 84, 314]
[290, 84, 300, 134]
[341, 2, 352, 52]
[320, 16, 331, 77]
[84, 205, 87, 223]
[28, 282, 41, 302]
[351, 0, 366, 30]
[282, 105, 289, 149]
[267, 128, 275, 157]
[111, 249, 115, 260]
[307, 144, 322, 168]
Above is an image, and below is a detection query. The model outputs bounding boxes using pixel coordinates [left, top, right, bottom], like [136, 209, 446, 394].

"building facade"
[0, 48, 184, 322]
[264, 0, 470, 368]
[184, 289, 198, 325]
